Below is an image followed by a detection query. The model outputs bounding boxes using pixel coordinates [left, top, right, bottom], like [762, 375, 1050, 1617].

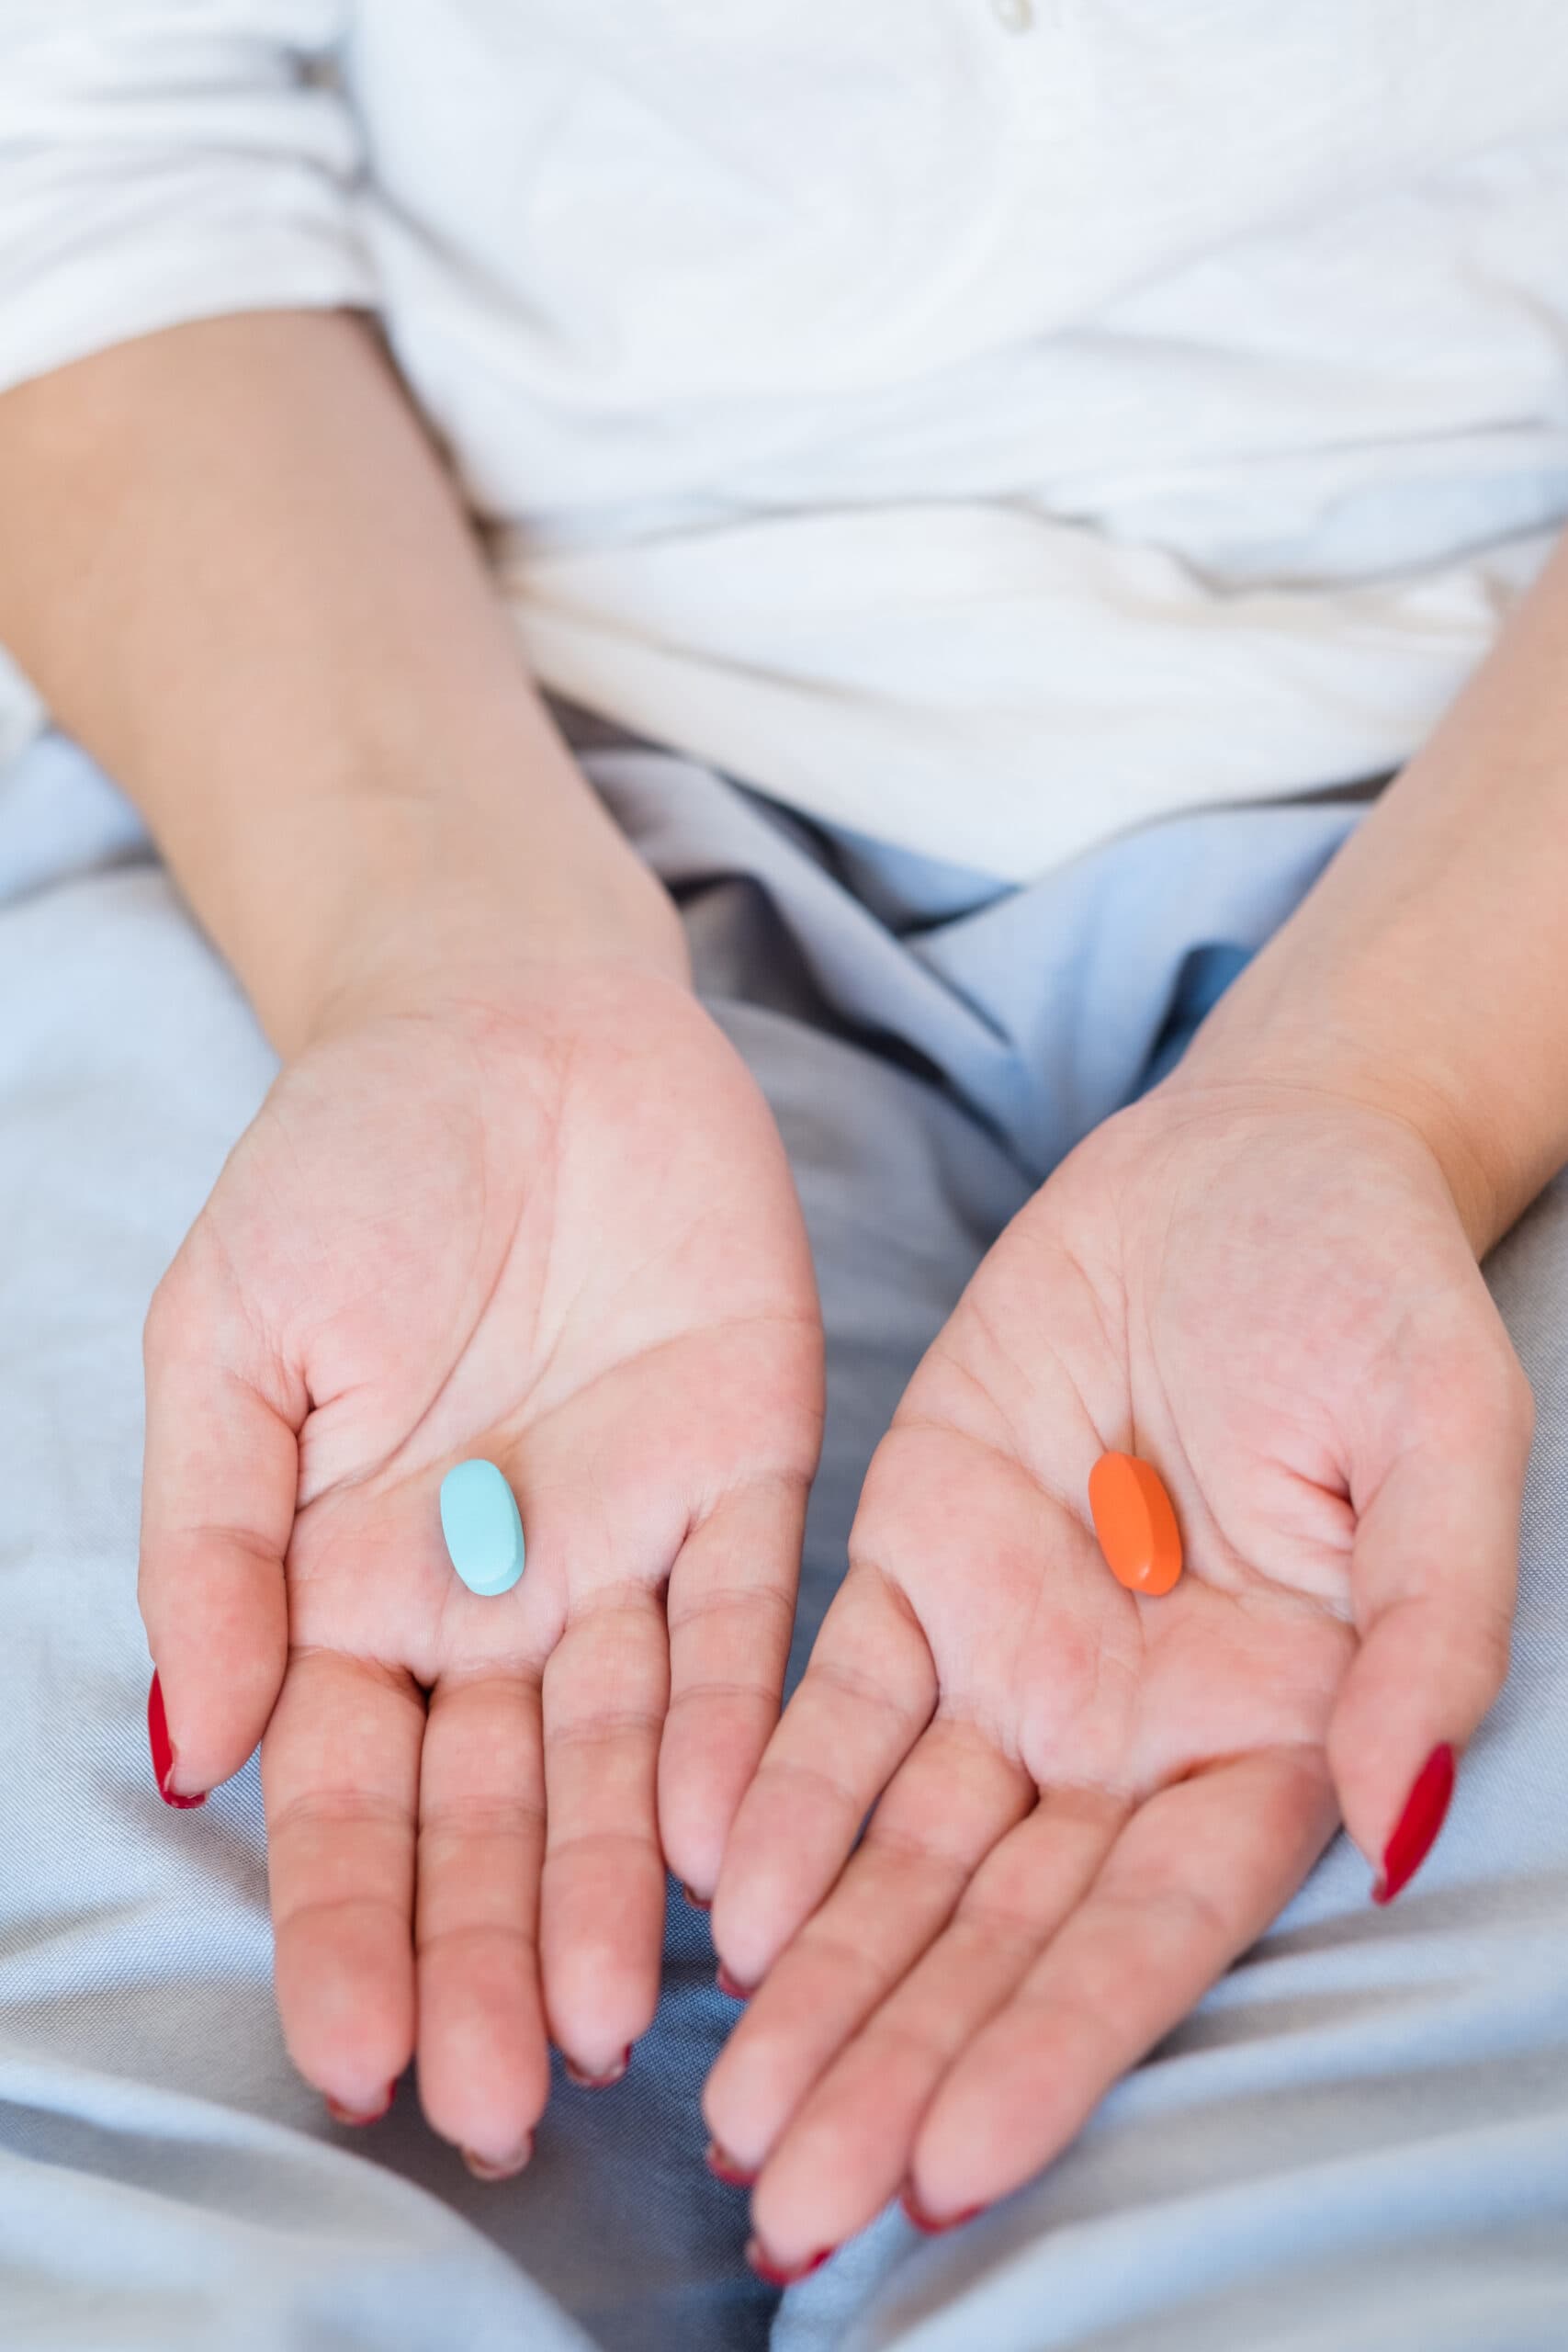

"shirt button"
[990, 0, 1034, 28]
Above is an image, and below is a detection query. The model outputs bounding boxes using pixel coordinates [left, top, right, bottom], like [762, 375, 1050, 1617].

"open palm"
[139, 963, 822, 2170]
[705, 1080, 1530, 2270]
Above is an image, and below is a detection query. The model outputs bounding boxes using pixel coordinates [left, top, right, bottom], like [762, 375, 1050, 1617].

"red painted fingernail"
[716, 1963, 753, 2001]
[682, 1884, 713, 1911]
[147, 1669, 206, 1808]
[564, 2044, 632, 2089]
[705, 2139, 757, 2188]
[744, 2238, 832, 2287]
[325, 2080, 397, 2127]
[462, 2132, 534, 2181]
[1372, 1743, 1456, 1905]
[900, 2186, 986, 2235]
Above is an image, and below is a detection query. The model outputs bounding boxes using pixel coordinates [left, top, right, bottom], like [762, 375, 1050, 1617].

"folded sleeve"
[0, 1, 375, 395]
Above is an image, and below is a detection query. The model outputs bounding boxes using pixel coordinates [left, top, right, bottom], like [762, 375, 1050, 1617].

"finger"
[138, 1240, 304, 1797]
[659, 1476, 807, 1901]
[262, 1648, 424, 2117]
[415, 1668, 548, 2173]
[704, 1718, 1031, 2171]
[539, 1583, 670, 2080]
[908, 1746, 1337, 2226]
[743, 1783, 1125, 2259]
[712, 1563, 937, 1992]
[1329, 1319, 1532, 1899]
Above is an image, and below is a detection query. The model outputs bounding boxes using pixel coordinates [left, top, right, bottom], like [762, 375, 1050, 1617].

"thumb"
[137, 1228, 302, 1804]
[1326, 1329, 1532, 1903]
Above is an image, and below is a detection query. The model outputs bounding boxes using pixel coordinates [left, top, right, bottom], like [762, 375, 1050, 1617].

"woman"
[0, 6, 1565, 2347]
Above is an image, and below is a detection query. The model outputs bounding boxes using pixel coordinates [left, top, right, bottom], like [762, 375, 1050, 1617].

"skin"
[705, 513, 1568, 2257]
[3, 309, 1567, 2225]
[0, 311, 826, 2167]
[141, 962, 822, 2162]
[704, 1083, 1529, 2256]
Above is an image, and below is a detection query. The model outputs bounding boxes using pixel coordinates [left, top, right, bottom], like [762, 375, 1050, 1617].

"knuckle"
[1467, 1327, 1534, 1448]
[268, 1785, 410, 1847]
[1465, 1595, 1514, 1702]
[144, 1222, 233, 1365]
[141, 1261, 192, 1363]
[859, 2007, 952, 2076]
[420, 1792, 546, 1848]
[416, 1917, 538, 1966]
[1414, 1317, 1534, 1473]
[751, 1748, 863, 1822]
[664, 1676, 774, 1715]
[1098, 1871, 1232, 1956]
[1504, 1355, 1537, 1452]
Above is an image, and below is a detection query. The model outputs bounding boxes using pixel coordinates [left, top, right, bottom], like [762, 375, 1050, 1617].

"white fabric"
[3, 2, 1568, 875]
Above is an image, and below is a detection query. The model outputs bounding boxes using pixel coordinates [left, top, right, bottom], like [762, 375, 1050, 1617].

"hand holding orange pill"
[706, 1091, 1526, 2265]
[1088, 1450, 1182, 1597]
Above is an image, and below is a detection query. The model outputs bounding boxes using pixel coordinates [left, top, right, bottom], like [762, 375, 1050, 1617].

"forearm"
[1179, 527, 1568, 1256]
[0, 310, 686, 1057]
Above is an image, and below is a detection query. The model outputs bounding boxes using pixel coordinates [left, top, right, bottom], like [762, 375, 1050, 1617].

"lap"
[2, 732, 1564, 2352]
[0, 736, 1018, 2352]
[770, 1082, 1568, 2352]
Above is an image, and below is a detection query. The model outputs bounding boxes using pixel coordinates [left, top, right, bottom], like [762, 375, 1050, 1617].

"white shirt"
[4, 1, 1568, 877]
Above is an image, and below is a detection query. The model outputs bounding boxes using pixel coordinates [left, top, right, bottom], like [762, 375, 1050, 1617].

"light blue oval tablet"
[439, 1459, 525, 1598]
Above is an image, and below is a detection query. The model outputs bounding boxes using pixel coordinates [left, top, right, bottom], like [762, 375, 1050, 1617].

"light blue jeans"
[0, 725, 1563, 2351]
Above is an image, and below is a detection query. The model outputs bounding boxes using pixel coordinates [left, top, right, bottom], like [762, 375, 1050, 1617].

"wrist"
[1168, 954, 1516, 1261]
[239, 753, 690, 1057]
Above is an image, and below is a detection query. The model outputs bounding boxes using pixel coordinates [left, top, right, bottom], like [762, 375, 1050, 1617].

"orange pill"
[1088, 1452, 1182, 1597]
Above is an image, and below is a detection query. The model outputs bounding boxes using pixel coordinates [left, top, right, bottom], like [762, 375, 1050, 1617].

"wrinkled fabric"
[0, 726, 1564, 2350]
[5, 5, 1568, 867]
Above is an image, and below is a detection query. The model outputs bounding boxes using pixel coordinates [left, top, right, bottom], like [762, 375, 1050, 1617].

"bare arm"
[0, 308, 686, 1056]
[5, 304, 1560, 1247]
[0, 309, 824, 2157]
[1183, 528, 1568, 1253]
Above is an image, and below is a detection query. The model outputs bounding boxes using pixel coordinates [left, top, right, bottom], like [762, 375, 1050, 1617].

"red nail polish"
[147, 1670, 206, 1809]
[716, 1963, 752, 2001]
[682, 1883, 713, 1911]
[1372, 1743, 1456, 1905]
[325, 2080, 397, 2127]
[900, 2186, 985, 2235]
[564, 2044, 632, 2089]
[705, 2139, 758, 2188]
[744, 2238, 832, 2287]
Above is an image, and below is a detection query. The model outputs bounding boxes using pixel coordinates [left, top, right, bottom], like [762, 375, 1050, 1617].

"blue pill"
[439, 1459, 525, 1597]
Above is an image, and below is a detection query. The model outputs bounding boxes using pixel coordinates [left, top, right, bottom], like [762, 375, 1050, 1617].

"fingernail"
[744, 2238, 832, 2287]
[900, 2185, 986, 2235]
[564, 2044, 632, 2089]
[682, 1883, 713, 1911]
[716, 1963, 753, 2001]
[1372, 1742, 1456, 1905]
[705, 2139, 757, 2188]
[325, 2080, 397, 2127]
[147, 1669, 207, 1809]
[462, 2132, 534, 2181]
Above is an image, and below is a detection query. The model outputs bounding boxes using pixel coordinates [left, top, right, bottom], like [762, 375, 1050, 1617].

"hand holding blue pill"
[138, 974, 821, 2175]
[439, 1458, 525, 1596]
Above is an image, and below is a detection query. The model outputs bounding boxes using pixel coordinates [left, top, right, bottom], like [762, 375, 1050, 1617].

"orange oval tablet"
[1088, 1452, 1182, 1597]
